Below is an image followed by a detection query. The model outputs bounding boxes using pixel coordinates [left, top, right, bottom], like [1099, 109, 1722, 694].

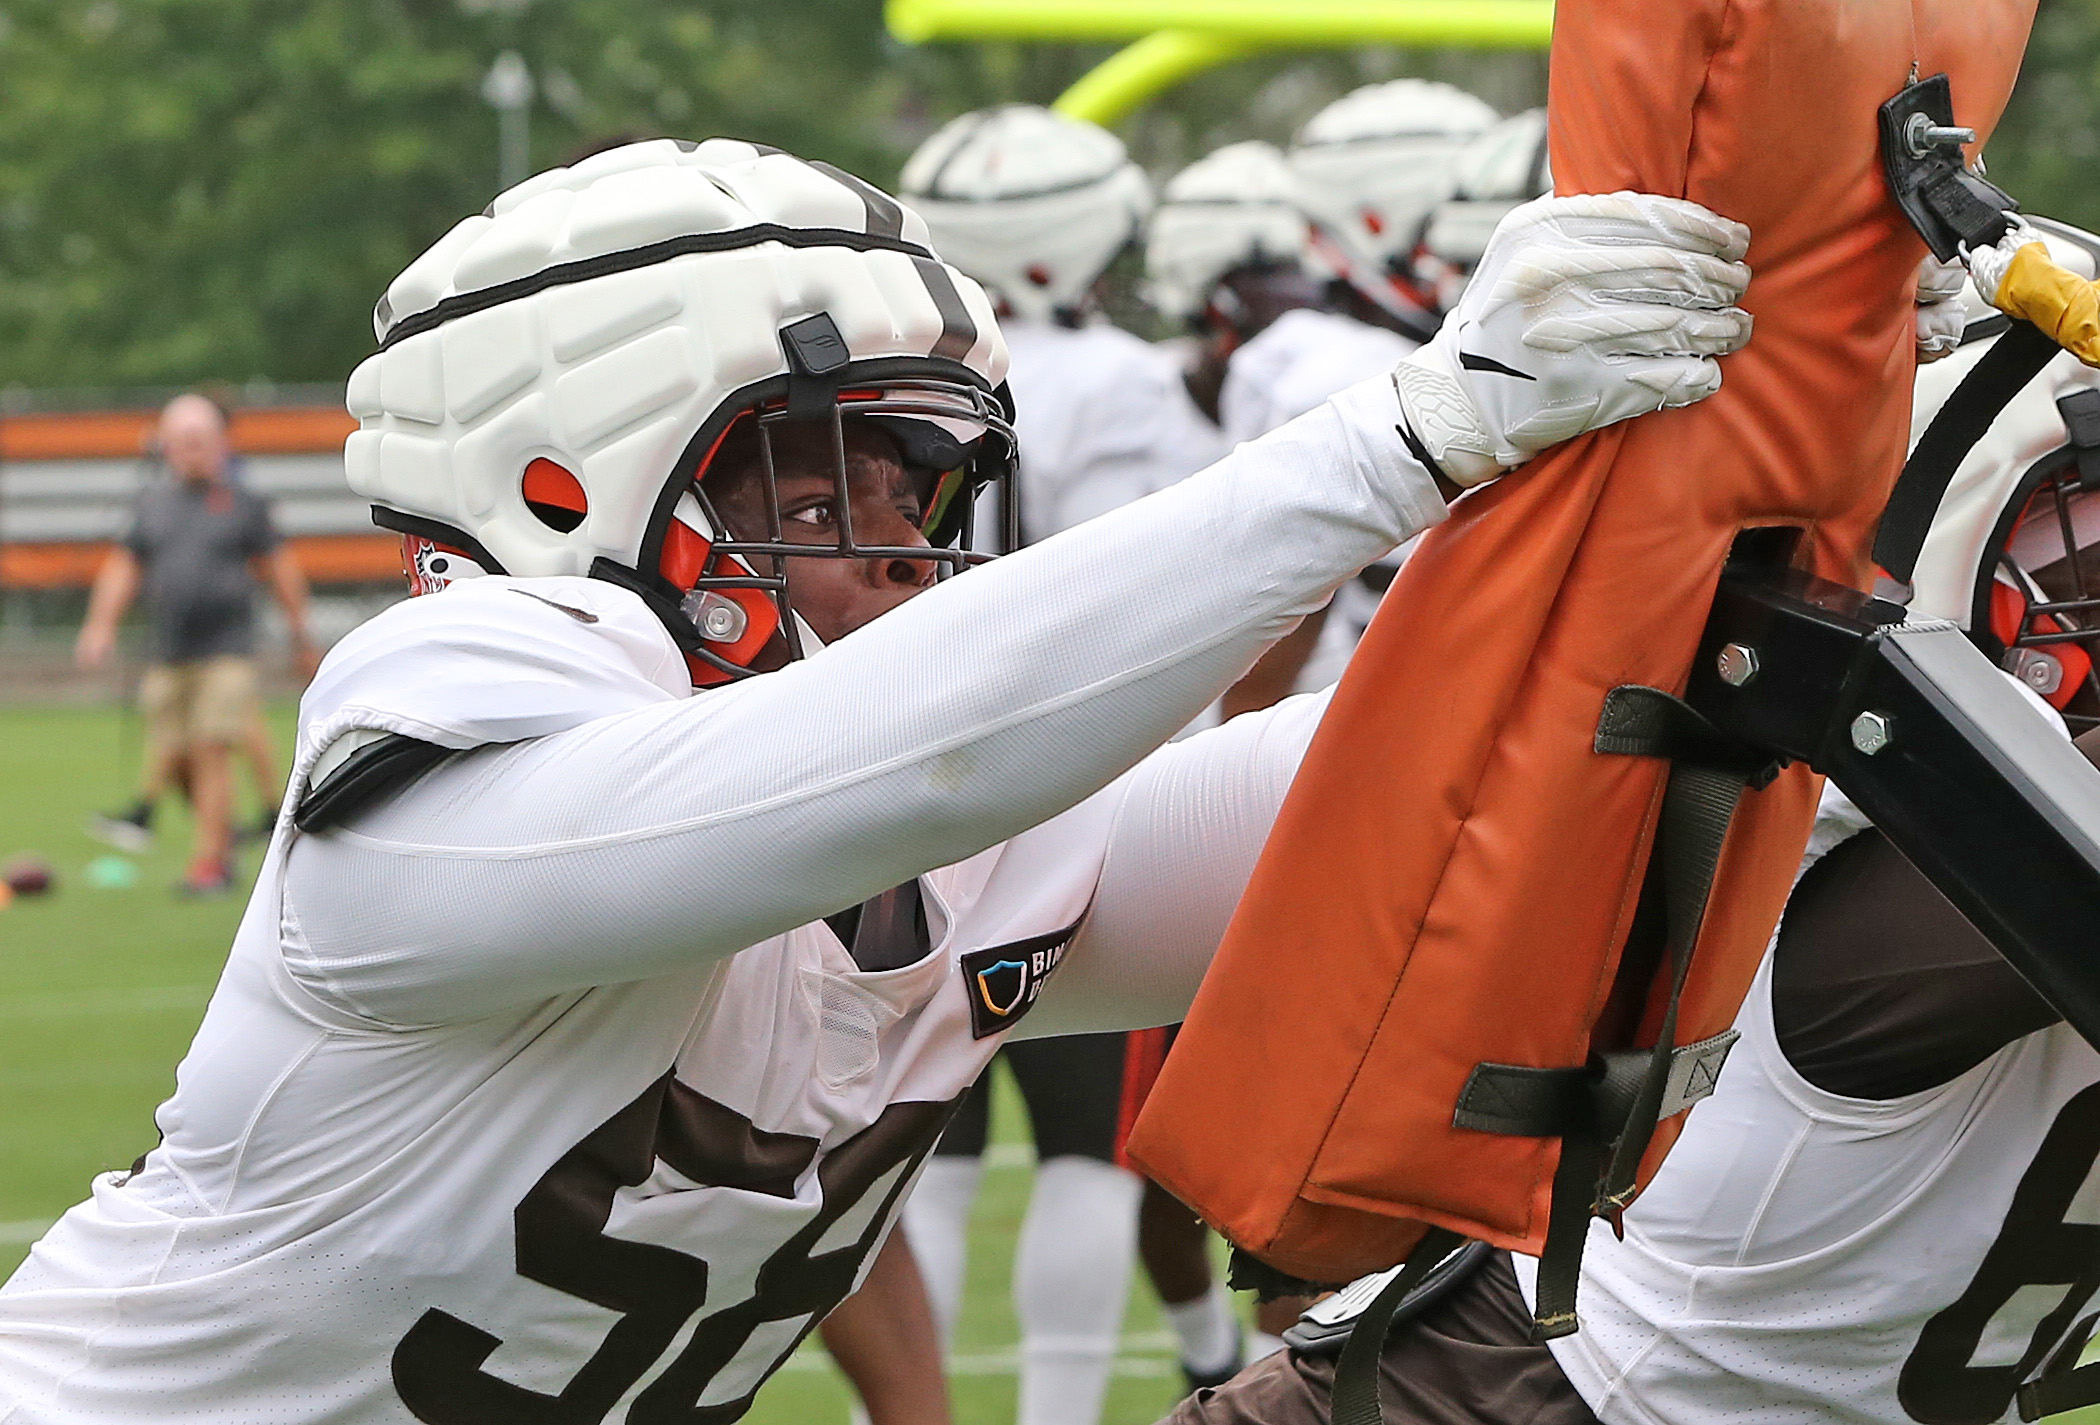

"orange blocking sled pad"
[1127, 0, 2038, 1282]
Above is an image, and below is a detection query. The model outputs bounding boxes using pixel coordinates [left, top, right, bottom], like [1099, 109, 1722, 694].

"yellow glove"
[1968, 229, 2100, 367]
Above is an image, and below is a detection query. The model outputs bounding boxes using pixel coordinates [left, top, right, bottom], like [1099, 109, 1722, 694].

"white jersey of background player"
[895, 104, 1225, 1425]
[901, 105, 1223, 547]
[0, 140, 1754, 1425]
[1245, 99, 1554, 448]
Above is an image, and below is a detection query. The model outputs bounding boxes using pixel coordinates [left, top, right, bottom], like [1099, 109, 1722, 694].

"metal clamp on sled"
[1880, 73, 2019, 261]
[1686, 533, 2100, 1052]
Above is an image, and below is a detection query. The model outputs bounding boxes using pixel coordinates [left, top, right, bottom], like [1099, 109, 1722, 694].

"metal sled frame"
[1687, 533, 2100, 1050]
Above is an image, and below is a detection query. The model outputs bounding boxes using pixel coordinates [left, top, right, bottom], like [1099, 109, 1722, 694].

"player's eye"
[785, 500, 835, 529]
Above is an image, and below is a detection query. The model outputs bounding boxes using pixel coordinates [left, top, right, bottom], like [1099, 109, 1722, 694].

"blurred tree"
[1986, 0, 2100, 235]
[0, 0, 2087, 391]
[0, 0, 938, 389]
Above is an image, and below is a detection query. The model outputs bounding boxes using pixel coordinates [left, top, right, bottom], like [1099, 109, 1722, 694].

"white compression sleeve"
[286, 379, 1439, 1024]
[900, 1157, 982, 1351]
[1014, 688, 1330, 1040]
[1014, 1156, 1142, 1425]
[1165, 1281, 1242, 1376]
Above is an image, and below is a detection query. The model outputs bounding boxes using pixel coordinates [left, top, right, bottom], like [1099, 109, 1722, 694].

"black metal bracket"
[1684, 541, 2100, 1048]
[1880, 73, 2018, 261]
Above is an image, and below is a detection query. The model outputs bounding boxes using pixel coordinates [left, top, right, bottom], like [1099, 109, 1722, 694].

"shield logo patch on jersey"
[974, 960, 1028, 1017]
[959, 916, 1085, 1039]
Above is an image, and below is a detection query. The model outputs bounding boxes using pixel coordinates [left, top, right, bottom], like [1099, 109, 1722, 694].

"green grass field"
[0, 700, 1215, 1424]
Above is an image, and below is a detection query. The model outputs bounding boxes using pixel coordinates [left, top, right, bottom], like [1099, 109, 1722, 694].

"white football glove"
[1392, 192, 1753, 487]
[1914, 253, 1969, 363]
[1962, 214, 2041, 309]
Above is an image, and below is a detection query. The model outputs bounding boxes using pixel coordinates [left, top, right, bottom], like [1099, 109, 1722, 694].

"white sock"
[1014, 1155, 1142, 1425]
[900, 1155, 983, 1351]
[1164, 1279, 1240, 1375]
[1247, 1330, 1289, 1364]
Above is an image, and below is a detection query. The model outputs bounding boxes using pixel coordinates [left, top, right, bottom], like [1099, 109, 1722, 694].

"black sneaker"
[88, 801, 154, 854]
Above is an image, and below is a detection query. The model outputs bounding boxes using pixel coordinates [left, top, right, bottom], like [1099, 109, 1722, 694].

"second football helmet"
[1290, 79, 1500, 325]
[1144, 140, 1317, 327]
[899, 105, 1153, 325]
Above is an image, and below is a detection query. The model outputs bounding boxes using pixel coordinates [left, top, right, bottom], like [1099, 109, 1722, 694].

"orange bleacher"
[0, 405, 399, 589]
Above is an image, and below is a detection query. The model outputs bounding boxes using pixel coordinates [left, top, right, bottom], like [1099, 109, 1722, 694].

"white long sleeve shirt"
[0, 375, 1441, 1424]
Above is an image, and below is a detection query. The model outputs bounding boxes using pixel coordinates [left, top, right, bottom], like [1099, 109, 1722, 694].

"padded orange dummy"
[1127, 0, 2037, 1281]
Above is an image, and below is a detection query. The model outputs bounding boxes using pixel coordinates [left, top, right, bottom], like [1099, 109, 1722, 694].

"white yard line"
[0, 1220, 55, 1245]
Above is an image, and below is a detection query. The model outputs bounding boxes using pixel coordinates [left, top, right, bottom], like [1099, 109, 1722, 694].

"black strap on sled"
[1283, 1239, 1493, 1360]
[1457, 687, 1775, 1342]
[2016, 1312, 2100, 1420]
[1327, 687, 1772, 1425]
[1872, 320, 2061, 591]
[1328, 1226, 1469, 1425]
[1871, 70, 2055, 593]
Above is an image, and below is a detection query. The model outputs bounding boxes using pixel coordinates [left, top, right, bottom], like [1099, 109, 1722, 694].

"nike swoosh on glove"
[1391, 192, 1754, 487]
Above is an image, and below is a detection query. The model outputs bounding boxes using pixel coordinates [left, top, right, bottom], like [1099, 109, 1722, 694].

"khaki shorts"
[140, 656, 260, 752]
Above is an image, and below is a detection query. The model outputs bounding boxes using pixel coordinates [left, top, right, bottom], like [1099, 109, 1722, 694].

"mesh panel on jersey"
[805, 971, 893, 1087]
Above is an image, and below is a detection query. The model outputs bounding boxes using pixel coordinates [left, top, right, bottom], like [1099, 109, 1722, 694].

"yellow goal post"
[883, 0, 1555, 123]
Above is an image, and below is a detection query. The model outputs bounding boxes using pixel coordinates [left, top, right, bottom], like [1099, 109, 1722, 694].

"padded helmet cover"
[1424, 110, 1553, 269]
[347, 137, 1008, 584]
[1911, 229, 2100, 626]
[900, 105, 1153, 325]
[1144, 141, 1315, 323]
[1290, 79, 1501, 281]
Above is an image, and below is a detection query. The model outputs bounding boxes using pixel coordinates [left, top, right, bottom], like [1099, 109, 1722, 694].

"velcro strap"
[2020, 1361, 2100, 1421]
[1453, 1032, 1740, 1139]
[2062, 389, 2100, 487]
[1922, 166, 2015, 251]
[1595, 684, 1780, 785]
[1658, 1029, 1739, 1119]
[1452, 1064, 1590, 1137]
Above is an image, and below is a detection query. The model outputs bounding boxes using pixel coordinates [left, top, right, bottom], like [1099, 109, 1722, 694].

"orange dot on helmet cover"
[522, 458, 587, 532]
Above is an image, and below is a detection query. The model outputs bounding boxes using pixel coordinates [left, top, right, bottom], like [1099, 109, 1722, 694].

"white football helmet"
[1144, 140, 1316, 325]
[1423, 108, 1551, 270]
[899, 105, 1153, 325]
[1290, 80, 1500, 329]
[347, 138, 1016, 686]
[1909, 218, 2100, 725]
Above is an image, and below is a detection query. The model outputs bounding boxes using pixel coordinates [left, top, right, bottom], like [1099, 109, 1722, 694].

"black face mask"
[676, 386, 1019, 680]
[1975, 458, 2100, 729]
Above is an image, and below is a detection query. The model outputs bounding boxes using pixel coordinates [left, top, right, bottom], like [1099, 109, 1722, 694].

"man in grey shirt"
[75, 393, 315, 893]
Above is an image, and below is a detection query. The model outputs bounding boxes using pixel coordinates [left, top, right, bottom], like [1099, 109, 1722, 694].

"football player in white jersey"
[1285, 78, 1500, 348]
[1145, 139, 1352, 721]
[0, 140, 1752, 1425]
[1135, 138, 1356, 1389]
[896, 104, 1231, 1425]
[1166, 243, 2100, 1425]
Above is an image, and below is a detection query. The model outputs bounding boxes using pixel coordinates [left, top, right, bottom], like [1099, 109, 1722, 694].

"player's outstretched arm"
[1008, 689, 1330, 1041]
[284, 390, 1435, 1024]
[282, 193, 1749, 1027]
